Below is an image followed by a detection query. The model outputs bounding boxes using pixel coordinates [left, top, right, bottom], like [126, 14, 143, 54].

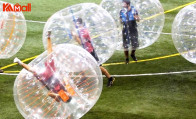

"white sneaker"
[14, 57, 22, 65]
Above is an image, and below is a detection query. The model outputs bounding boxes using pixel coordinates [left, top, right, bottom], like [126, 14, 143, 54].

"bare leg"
[124, 49, 129, 64]
[100, 66, 111, 79]
[131, 50, 135, 56]
[131, 50, 137, 61]
[124, 50, 129, 59]
[100, 66, 115, 87]
[14, 57, 35, 74]
[21, 63, 31, 71]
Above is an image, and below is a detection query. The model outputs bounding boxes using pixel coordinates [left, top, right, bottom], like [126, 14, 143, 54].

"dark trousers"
[122, 21, 139, 50]
[90, 50, 99, 62]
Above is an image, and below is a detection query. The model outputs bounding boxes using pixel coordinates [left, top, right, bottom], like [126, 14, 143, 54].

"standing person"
[120, 0, 140, 64]
[14, 31, 72, 103]
[72, 18, 115, 87]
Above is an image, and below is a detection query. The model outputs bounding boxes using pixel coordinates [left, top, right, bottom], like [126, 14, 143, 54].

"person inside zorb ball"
[172, 3, 196, 64]
[100, 0, 165, 63]
[14, 31, 103, 118]
[71, 17, 115, 87]
[0, 1, 27, 59]
[14, 31, 71, 102]
[42, 3, 118, 65]
[43, 3, 116, 87]
[120, 0, 140, 63]
[72, 18, 99, 62]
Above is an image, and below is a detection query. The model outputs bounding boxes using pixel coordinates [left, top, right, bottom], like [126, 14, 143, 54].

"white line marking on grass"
[0, 73, 18, 76]
[109, 70, 196, 77]
[1, 70, 196, 77]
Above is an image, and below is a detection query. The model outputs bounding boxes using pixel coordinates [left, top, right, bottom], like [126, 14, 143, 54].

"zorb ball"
[43, 3, 118, 65]
[100, 0, 122, 50]
[0, 1, 26, 59]
[100, 0, 165, 50]
[172, 4, 196, 64]
[14, 44, 103, 119]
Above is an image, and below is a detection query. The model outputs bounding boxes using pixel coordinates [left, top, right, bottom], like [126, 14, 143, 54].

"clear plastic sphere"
[172, 3, 196, 64]
[14, 44, 103, 119]
[100, 0, 124, 50]
[100, 0, 165, 50]
[0, 1, 26, 59]
[43, 3, 118, 65]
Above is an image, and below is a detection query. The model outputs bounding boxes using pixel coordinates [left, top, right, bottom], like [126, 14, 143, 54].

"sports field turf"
[0, 0, 196, 119]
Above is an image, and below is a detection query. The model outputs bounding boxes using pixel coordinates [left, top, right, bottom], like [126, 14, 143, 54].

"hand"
[47, 31, 51, 39]
[71, 31, 76, 36]
[134, 16, 140, 22]
[120, 19, 123, 24]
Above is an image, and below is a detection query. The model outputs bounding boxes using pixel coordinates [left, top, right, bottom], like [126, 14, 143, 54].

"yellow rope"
[143, 1, 196, 20]
[1, 1, 194, 71]
[3, 53, 180, 73]
[1, 55, 38, 70]
[102, 53, 180, 66]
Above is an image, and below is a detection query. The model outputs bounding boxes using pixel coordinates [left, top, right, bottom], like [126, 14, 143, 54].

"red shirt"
[79, 28, 94, 53]
[41, 59, 56, 81]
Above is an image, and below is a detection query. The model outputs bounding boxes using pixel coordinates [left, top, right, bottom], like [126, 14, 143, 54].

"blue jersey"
[120, 6, 138, 23]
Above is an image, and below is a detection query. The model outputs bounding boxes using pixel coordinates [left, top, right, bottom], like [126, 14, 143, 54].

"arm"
[72, 31, 82, 45]
[120, 18, 123, 24]
[119, 10, 123, 24]
[134, 10, 140, 22]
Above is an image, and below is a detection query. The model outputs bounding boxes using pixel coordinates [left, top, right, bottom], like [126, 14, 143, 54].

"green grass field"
[0, 0, 196, 119]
